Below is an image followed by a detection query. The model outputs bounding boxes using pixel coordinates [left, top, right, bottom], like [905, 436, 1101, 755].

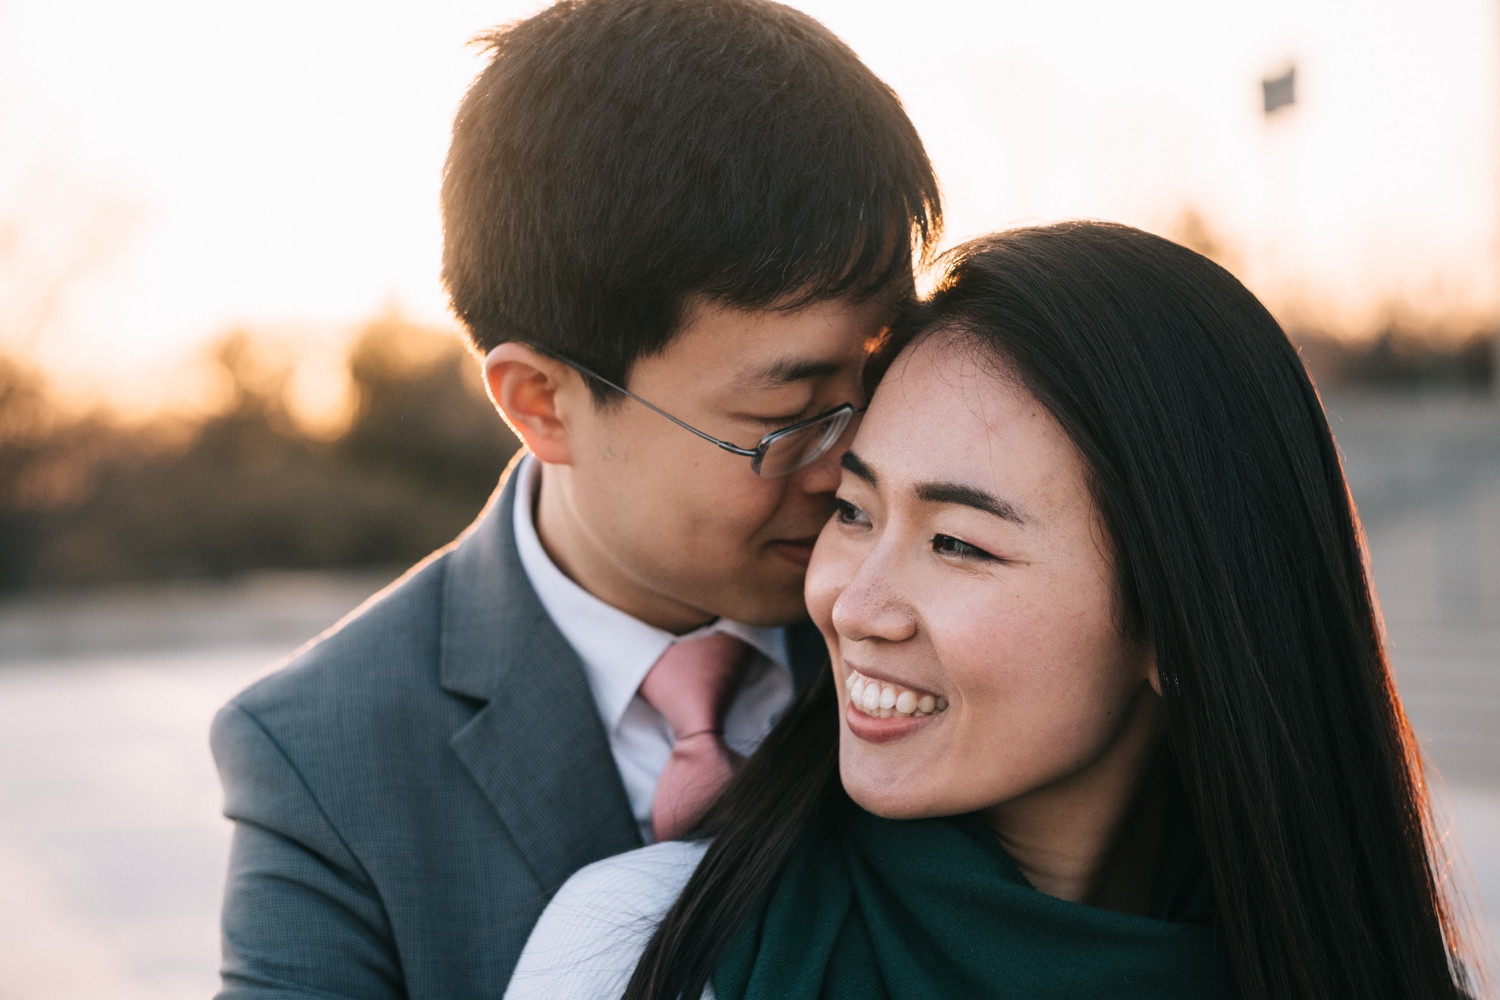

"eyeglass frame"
[540, 350, 862, 478]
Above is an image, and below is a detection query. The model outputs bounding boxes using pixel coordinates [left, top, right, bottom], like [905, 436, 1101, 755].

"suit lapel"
[439, 463, 641, 892]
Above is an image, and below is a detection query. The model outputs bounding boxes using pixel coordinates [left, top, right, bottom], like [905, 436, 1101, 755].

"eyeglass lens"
[755, 408, 859, 478]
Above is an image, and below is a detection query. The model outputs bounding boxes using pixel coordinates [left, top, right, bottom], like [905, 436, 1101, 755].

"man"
[210, 1, 940, 996]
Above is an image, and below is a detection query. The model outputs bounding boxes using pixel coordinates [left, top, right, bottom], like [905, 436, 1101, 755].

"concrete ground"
[0, 391, 1496, 999]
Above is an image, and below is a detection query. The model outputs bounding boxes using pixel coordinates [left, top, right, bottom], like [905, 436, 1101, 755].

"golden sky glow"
[2, 0, 1496, 416]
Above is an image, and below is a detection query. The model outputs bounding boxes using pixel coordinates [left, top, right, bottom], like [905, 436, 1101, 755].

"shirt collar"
[510, 454, 787, 734]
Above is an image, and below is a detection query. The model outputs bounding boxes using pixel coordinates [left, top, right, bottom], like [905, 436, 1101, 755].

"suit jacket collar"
[439, 460, 641, 890]
[437, 457, 831, 889]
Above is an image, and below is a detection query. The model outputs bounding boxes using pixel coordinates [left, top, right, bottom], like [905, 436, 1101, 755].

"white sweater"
[504, 840, 712, 1000]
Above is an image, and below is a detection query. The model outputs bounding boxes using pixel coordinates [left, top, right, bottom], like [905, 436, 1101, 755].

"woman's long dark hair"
[624, 222, 1475, 1000]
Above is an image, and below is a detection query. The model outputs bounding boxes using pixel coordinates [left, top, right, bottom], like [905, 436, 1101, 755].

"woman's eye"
[931, 533, 996, 561]
[833, 498, 869, 527]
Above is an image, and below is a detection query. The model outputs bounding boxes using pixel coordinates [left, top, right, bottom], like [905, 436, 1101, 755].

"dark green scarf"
[712, 802, 1233, 999]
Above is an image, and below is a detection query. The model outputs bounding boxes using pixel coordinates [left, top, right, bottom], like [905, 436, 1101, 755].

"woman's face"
[806, 330, 1159, 820]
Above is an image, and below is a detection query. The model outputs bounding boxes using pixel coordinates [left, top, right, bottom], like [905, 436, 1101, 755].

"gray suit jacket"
[211, 467, 827, 999]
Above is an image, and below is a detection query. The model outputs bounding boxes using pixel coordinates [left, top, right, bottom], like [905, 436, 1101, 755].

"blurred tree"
[1294, 325, 1495, 391]
[339, 310, 508, 500]
[0, 316, 518, 590]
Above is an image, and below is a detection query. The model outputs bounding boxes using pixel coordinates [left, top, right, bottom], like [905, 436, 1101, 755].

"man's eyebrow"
[915, 481, 1027, 525]
[740, 357, 843, 388]
[840, 450, 877, 486]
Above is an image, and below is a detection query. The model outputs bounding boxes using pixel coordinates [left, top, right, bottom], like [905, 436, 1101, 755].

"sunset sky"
[1, 0, 1496, 416]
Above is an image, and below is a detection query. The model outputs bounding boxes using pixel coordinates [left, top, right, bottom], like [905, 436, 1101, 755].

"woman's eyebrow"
[915, 481, 1027, 525]
[840, 450, 878, 485]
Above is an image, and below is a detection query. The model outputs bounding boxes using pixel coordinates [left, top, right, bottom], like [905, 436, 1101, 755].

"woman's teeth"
[846, 670, 948, 719]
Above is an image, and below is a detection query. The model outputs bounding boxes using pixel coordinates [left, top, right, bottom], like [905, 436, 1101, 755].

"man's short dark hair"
[441, 0, 941, 398]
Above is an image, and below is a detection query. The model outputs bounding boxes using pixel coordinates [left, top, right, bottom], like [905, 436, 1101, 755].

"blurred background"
[0, 0, 1497, 996]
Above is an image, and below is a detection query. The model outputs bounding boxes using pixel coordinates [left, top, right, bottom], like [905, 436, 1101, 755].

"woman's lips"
[843, 668, 947, 744]
[845, 701, 938, 743]
[769, 537, 818, 566]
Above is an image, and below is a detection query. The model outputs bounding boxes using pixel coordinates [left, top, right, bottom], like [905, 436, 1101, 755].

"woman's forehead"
[860, 334, 1088, 511]
[872, 335, 1039, 443]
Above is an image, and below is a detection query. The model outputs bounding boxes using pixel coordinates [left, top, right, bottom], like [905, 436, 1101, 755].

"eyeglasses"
[547, 353, 862, 478]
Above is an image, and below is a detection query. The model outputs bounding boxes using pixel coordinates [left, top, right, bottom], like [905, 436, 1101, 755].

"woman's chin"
[839, 777, 951, 821]
[839, 738, 948, 820]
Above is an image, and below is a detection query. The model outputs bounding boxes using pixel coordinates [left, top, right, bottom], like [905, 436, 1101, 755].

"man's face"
[555, 295, 889, 629]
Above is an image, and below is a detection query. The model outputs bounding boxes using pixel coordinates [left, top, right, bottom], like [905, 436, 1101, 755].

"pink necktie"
[638, 633, 753, 841]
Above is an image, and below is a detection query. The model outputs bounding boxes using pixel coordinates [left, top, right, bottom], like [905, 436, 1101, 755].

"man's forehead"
[662, 292, 892, 391]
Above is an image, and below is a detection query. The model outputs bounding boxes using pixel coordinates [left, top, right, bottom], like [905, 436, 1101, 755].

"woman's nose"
[830, 552, 917, 643]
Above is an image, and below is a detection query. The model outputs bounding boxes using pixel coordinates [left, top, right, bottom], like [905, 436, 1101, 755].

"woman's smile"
[842, 666, 949, 743]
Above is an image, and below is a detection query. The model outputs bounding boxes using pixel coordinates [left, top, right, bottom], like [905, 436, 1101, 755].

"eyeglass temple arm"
[548, 354, 760, 458]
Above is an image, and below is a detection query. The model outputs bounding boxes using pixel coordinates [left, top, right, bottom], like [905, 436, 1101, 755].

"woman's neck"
[982, 685, 1168, 915]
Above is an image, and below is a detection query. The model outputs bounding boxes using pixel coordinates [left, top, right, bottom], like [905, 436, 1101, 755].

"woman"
[504, 222, 1478, 1000]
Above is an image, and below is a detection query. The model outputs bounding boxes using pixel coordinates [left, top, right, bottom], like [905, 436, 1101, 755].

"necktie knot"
[637, 632, 753, 841]
[638, 632, 752, 740]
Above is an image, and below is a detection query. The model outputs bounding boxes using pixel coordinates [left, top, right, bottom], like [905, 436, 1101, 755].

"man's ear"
[483, 343, 579, 466]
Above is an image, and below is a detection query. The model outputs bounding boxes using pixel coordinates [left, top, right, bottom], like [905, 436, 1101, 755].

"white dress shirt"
[511, 455, 795, 843]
